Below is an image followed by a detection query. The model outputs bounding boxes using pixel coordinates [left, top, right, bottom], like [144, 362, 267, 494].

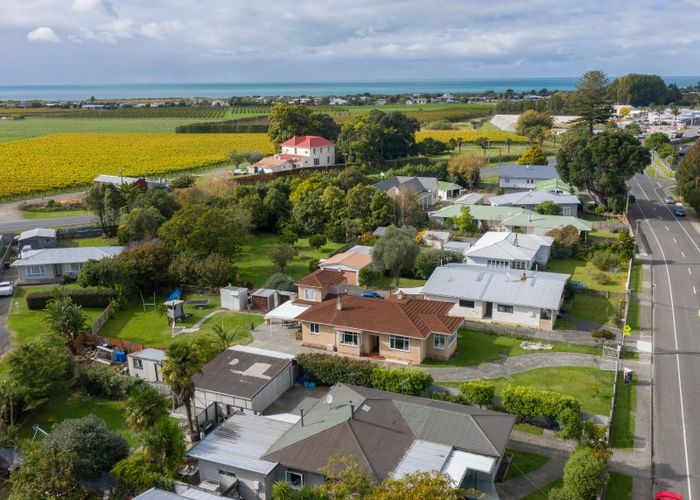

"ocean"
[0, 77, 698, 101]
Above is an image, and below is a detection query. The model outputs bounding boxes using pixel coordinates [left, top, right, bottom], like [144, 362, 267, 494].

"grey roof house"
[489, 191, 580, 216]
[498, 165, 558, 189]
[10, 246, 123, 284]
[465, 231, 554, 270]
[17, 227, 57, 250]
[374, 176, 439, 208]
[422, 263, 570, 330]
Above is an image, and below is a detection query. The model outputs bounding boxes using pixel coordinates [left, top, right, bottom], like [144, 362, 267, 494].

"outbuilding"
[220, 286, 249, 311]
[17, 228, 57, 250]
[127, 348, 168, 383]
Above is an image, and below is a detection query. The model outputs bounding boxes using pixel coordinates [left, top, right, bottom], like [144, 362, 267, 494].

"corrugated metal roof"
[130, 348, 167, 362]
[443, 450, 496, 477]
[187, 413, 292, 474]
[500, 212, 592, 231]
[392, 440, 451, 479]
[134, 488, 186, 500]
[18, 228, 56, 240]
[498, 164, 558, 180]
[466, 232, 553, 262]
[11, 246, 123, 266]
[489, 191, 580, 206]
[423, 264, 569, 310]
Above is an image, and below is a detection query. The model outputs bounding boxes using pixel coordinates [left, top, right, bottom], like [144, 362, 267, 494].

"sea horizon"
[1, 76, 698, 101]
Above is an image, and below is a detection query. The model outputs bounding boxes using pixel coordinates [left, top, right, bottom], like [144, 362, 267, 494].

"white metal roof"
[499, 164, 558, 180]
[392, 440, 451, 479]
[442, 450, 496, 483]
[465, 231, 553, 262]
[130, 348, 167, 362]
[11, 246, 123, 267]
[264, 301, 310, 321]
[454, 193, 485, 205]
[187, 412, 293, 474]
[17, 228, 56, 240]
[133, 489, 185, 500]
[229, 344, 296, 360]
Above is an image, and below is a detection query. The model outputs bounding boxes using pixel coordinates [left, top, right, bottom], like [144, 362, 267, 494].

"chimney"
[520, 272, 527, 282]
[300, 408, 305, 427]
[349, 400, 355, 419]
[396, 290, 405, 301]
[513, 233, 519, 247]
[336, 294, 343, 311]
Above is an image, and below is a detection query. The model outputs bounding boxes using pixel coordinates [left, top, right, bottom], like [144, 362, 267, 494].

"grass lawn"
[504, 448, 550, 481]
[60, 236, 119, 247]
[645, 165, 660, 178]
[237, 233, 344, 287]
[587, 229, 620, 247]
[361, 273, 426, 291]
[515, 422, 544, 435]
[606, 471, 633, 499]
[421, 329, 601, 368]
[18, 389, 138, 447]
[610, 373, 637, 449]
[98, 294, 263, 348]
[21, 208, 93, 219]
[522, 478, 563, 500]
[487, 366, 614, 415]
[554, 318, 578, 330]
[546, 258, 627, 293]
[568, 294, 621, 326]
[627, 299, 640, 331]
[630, 262, 642, 293]
[622, 350, 639, 361]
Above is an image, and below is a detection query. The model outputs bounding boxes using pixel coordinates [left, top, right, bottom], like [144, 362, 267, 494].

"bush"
[594, 206, 605, 215]
[430, 391, 468, 404]
[170, 174, 195, 189]
[358, 265, 382, 287]
[560, 446, 609, 499]
[501, 385, 582, 438]
[263, 272, 296, 292]
[593, 271, 613, 285]
[78, 364, 142, 400]
[591, 328, 616, 343]
[297, 353, 375, 387]
[414, 250, 464, 279]
[371, 366, 433, 396]
[308, 234, 327, 250]
[26, 288, 117, 310]
[460, 380, 495, 407]
[590, 249, 619, 272]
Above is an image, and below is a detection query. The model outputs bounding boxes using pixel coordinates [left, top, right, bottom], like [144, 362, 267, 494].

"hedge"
[370, 366, 433, 396]
[26, 288, 117, 310]
[175, 121, 268, 133]
[502, 385, 582, 439]
[78, 364, 143, 400]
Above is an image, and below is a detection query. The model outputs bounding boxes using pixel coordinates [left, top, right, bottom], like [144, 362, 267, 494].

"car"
[0, 281, 14, 297]
[673, 204, 686, 217]
[665, 195, 675, 204]
[656, 492, 684, 500]
[360, 291, 384, 299]
[569, 280, 588, 290]
[628, 192, 636, 204]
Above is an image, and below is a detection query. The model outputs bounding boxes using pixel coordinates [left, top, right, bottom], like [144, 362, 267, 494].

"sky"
[2, 0, 700, 85]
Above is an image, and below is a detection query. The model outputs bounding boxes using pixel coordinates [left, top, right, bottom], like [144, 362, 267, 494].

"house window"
[327, 156, 331, 164]
[309, 323, 320, 334]
[390, 335, 410, 352]
[26, 265, 46, 278]
[218, 469, 237, 478]
[487, 259, 509, 268]
[512, 261, 527, 270]
[286, 470, 304, 489]
[304, 288, 315, 301]
[133, 358, 143, 369]
[339, 331, 359, 346]
[313, 158, 320, 166]
[435, 332, 457, 349]
[497, 305, 514, 313]
[459, 299, 475, 308]
[63, 262, 82, 274]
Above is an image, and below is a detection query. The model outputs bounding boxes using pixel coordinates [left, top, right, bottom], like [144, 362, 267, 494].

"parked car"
[665, 195, 675, 204]
[656, 492, 684, 500]
[360, 291, 384, 299]
[628, 192, 636, 204]
[673, 204, 686, 217]
[0, 281, 14, 297]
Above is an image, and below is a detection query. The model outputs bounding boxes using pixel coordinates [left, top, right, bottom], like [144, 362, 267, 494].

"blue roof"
[499, 165, 558, 180]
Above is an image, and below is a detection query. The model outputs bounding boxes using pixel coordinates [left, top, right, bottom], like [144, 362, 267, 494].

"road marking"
[681, 251, 686, 258]
[636, 197, 693, 499]
[666, 226, 670, 231]
[641, 179, 700, 254]
[673, 238, 677, 243]
[694, 286, 697, 295]
[689, 268, 693, 275]
[657, 182, 662, 188]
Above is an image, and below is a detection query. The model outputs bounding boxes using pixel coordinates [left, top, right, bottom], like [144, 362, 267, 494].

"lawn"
[487, 366, 614, 415]
[18, 389, 138, 447]
[522, 478, 563, 500]
[546, 258, 627, 293]
[645, 165, 660, 178]
[630, 262, 642, 293]
[21, 208, 93, 219]
[606, 471, 633, 499]
[60, 236, 119, 247]
[515, 422, 544, 435]
[98, 293, 263, 349]
[554, 318, 577, 330]
[568, 294, 621, 326]
[504, 448, 550, 481]
[421, 329, 601, 368]
[610, 373, 637, 449]
[361, 273, 426, 292]
[627, 299, 640, 331]
[237, 233, 344, 287]
[587, 229, 621, 247]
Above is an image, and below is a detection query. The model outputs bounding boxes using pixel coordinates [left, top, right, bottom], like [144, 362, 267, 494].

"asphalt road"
[628, 173, 700, 498]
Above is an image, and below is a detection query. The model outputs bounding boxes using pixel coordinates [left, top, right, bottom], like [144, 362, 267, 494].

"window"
[327, 156, 331, 164]
[63, 262, 82, 274]
[286, 471, 304, 489]
[339, 331, 359, 346]
[26, 265, 46, 278]
[219, 469, 237, 478]
[512, 261, 527, 270]
[313, 158, 320, 166]
[133, 358, 143, 369]
[304, 288, 315, 301]
[435, 332, 457, 349]
[458, 299, 475, 308]
[487, 259, 509, 268]
[390, 335, 410, 352]
[497, 304, 514, 313]
[309, 323, 320, 334]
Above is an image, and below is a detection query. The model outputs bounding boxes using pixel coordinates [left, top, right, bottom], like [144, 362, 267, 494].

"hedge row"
[297, 353, 433, 396]
[26, 288, 117, 310]
[502, 385, 582, 439]
[175, 121, 268, 134]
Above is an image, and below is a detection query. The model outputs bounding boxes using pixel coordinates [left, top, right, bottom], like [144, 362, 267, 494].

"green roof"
[438, 180, 462, 191]
[535, 178, 577, 194]
[429, 204, 592, 231]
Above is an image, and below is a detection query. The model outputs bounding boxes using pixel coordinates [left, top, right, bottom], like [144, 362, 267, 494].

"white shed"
[128, 348, 168, 383]
[220, 286, 249, 311]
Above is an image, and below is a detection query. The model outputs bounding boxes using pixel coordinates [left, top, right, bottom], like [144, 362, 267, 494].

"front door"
[371, 335, 379, 353]
[484, 302, 493, 318]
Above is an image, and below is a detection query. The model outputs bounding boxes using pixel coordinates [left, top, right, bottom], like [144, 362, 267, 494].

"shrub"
[370, 366, 433, 396]
[593, 271, 613, 285]
[78, 364, 142, 400]
[594, 206, 605, 215]
[460, 380, 495, 407]
[559, 446, 609, 499]
[170, 174, 195, 188]
[26, 288, 117, 310]
[501, 385, 582, 438]
[590, 249, 619, 272]
[263, 272, 296, 292]
[414, 249, 464, 279]
[308, 234, 327, 250]
[358, 265, 382, 287]
[430, 391, 468, 404]
[297, 353, 375, 387]
[308, 258, 320, 272]
[591, 328, 616, 343]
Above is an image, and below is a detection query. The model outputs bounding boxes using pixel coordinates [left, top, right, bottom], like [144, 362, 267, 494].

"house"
[251, 289, 289, 313]
[488, 191, 580, 216]
[318, 246, 372, 286]
[422, 264, 570, 330]
[438, 181, 464, 201]
[187, 384, 514, 499]
[297, 294, 463, 364]
[454, 192, 486, 206]
[422, 230, 451, 249]
[10, 246, 124, 283]
[279, 136, 335, 168]
[535, 178, 577, 195]
[498, 165, 559, 189]
[127, 348, 167, 383]
[296, 269, 347, 303]
[374, 176, 439, 209]
[248, 157, 296, 174]
[465, 231, 554, 270]
[134, 488, 221, 500]
[17, 227, 57, 250]
[192, 345, 296, 417]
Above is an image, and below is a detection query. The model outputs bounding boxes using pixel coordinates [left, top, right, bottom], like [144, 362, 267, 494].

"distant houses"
[17, 227, 57, 251]
[93, 174, 169, 191]
[464, 231, 553, 270]
[488, 190, 580, 216]
[374, 176, 440, 209]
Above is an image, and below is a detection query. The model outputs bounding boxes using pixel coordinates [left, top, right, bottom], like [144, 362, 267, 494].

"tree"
[318, 455, 376, 498]
[516, 110, 553, 144]
[44, 288, 88, 348]
[267, 103, 339, 145]
[535, 200, 563, 215]
[372, 226, 420, 286]
[369, 190, 393, 228]
[373, 471, 464, 499]
[676, 141, 700, 214]
[112, 452, 173, 497]
[452, 205, 476, 233]
[268, 244, 297, 272]
[193, 253, 237, 288]
[211, 323, 241, 351]
[571, 70, 613, 136]
[162, 343, 203, 434]
[460, 380, 495, 408]
[117, 206, 166, 244]
[390, 185, 421, 227]
[141, 417, 186, 473]
[78, 256, 135, 293]
[346, 184, 378, 223]
[414, 249, 464, 279]
[264, 272, 296, 292]
[10, 443, 81, 500]
[447, 154, 483, 189]
[644, 131, 671, 151]
[547, 225, 581, 257]
[308, 234, 327, 250]
[125, 384, 171, 432]
[517, 144, 548, 165]
[418, 137, 448, 155]
[335, 166, 368, 190]
[263, 186, 291, 230]
[84, 183, 125, 233]
[608, 73, 669, 106]
[119, 240, 173, 291]
[551, 446, 609, 499]
[44, 415, 129, 481]
[336, 110, 420, 162]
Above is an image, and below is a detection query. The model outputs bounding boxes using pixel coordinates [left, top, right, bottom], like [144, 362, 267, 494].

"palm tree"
[141, 417, 186, 473]
[212, 323, 239, 351]
[44, 288, 87, 351]
[125, 384, 171, 432]
[162, 344, 202, 435]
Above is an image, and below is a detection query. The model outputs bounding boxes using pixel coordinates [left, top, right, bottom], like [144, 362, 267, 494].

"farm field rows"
[0, 133, 274, 198]
[416, 129, 528, 143]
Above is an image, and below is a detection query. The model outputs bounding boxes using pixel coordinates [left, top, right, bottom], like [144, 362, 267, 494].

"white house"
[10, 246, 124, 283]
[438, 181, 464, 201]
[279, 135, 335, 168]
[128, 348, 167, 383]
[489, 191, 580, 216]
[247, 157, 296, 174]
[465, 231, 554, 270]
[499, 165, 559, 189]
[422, 264, 570, 330]
[374, 176, 440, 209]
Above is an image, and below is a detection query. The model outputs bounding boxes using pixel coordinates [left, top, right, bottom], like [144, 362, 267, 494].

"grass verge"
[606, 471, 633, 499]
[515, 422, 545, 435]
[610, 372, 637, 449]
[60, 237, 119, 247]
[522, 478, 563, 500]
[21, 208, 93, 219]
[504, 448, 550, 481]
[568, 294, 621, 327]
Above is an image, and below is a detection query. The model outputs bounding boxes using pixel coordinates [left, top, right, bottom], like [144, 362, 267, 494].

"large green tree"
[608, 73, 669, 106]
[125, 384, 171, 432]
[515, 110, 553, 144]
[371, 225, 420, 285]
[571, 70, 613, 136]
[44, 288, 88, 349]
[676, 141, 700, 214]
[162, 343, 203, 434]
[267, 103, 340, 145]
[336, 110, 420, 162]
[141, 417, 186, 473]
[117, 206, 166, 244]
[10, 443, 81, 500]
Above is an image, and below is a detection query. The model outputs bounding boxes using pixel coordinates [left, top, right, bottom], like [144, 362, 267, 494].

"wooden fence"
[74, 332, 145, 354]
[573, 287, 627, 300]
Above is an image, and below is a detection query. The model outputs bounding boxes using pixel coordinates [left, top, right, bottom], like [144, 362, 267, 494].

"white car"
[0, 281, 14, 297]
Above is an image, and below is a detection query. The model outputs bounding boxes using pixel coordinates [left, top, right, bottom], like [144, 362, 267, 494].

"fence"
[573, 287, 627, 300]
[89, 304, 113, 335]
[0, 234, 14, 272]
[590, 221, 627, 232]
[74, 332, 146, 354]
[57, 225, 117, 239]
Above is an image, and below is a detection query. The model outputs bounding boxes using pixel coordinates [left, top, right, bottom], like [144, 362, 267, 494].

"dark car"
[360, 291, 384, 299]
[628, 192, 636, 204]
[673, 204, 686, 217]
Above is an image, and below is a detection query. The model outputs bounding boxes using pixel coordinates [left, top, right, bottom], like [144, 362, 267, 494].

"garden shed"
[220, 286, 249, 311]
[251, 288, 287, 313]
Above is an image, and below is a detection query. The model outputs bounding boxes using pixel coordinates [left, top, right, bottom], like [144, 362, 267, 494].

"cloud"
[72, 0, 117, 17]
[26, 26, 60, 43]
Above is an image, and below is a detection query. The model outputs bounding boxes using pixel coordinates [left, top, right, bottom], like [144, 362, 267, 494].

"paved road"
[0, 190, 94, 232]
[628, 173, 700, 498]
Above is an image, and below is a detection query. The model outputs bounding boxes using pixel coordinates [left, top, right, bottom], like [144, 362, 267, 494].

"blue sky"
[2, 0, 700, 84]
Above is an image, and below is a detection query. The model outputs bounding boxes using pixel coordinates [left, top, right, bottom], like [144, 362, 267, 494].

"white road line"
[694, 286, 697, 295]
[657, 182, 662, 188]
[689, 268, 693, 275]
[682, 251, 686, 258]
[643, 180, 700, 254]
[674, 238, 678, 243]
[666, 226, 670, 231]
[636, 198, 693, 499]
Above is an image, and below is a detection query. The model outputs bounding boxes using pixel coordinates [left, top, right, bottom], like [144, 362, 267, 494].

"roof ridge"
[464, 414, 500, 456]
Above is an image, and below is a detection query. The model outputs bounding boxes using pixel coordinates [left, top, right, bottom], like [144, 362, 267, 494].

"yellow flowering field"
[416, 130, 528, 143]
[0, 133, 274, 198]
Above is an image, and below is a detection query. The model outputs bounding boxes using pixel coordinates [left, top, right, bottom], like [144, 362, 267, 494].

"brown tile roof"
[320, 251, 372, 271]
[296, 296, 462, 339]
[295, 269, 347, 288]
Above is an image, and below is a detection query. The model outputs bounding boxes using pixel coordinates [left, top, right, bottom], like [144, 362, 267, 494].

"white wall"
[281, 145, 336, 167]
[127, 356, 163, 383]
[491, 303, 541, 327]
[499, 178, 538, 189]
[197, 459, 272, 500]
[251, 364, 295, 413]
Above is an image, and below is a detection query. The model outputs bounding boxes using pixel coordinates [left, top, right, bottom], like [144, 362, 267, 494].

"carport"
[264, 301, 310, 325]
